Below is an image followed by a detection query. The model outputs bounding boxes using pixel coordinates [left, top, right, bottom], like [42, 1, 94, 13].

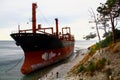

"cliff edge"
[66, 41, 120, 80]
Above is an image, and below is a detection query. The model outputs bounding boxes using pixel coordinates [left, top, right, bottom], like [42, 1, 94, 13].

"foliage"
[76, 58, 107, 74]
[97, 0, 120, 18]
[83, 33, 96, 40]
[97, 29, 120, 48]
[95, 58, 107, 70]
[97, 0, 120, 43]
[77, 64, 86, 73]
[106, 0, 120, 17]
[115, 29, 120, 39]
[97, 35, 112, 48]
[103, 32, 110, 38]
[89, 44, 98, 55]
[87, 29, 120, 59]
[87, 60, 96, 72]
[89, 29, 119, 49]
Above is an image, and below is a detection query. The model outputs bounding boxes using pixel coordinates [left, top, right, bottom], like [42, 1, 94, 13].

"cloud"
[0, 0, 106, 40]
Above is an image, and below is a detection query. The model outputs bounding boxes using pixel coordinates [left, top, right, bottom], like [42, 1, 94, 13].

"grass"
[87, 60, 96, 72]
[78, 58, 106, 73]
[77, 64, 86, 73]
[95, 58, 106, 70]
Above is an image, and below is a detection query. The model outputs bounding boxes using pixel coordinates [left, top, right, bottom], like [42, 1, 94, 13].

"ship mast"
[32, 3, 37, 33]
[55, 18, 59, 37]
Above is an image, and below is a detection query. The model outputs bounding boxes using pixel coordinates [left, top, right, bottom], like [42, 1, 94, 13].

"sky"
[0, 0, 106, 40]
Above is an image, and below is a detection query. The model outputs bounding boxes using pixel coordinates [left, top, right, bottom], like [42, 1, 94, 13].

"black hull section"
[10, 33, 74, 52]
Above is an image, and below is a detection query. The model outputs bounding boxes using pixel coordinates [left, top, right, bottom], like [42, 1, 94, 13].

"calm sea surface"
[0, 40, 96, 80]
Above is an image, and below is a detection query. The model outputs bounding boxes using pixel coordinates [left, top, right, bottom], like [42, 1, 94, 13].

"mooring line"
[5, 56, 24, 73]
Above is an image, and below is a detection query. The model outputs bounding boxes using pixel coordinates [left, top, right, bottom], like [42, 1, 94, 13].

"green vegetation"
[76, 58, 107, 74]
[95, 58, 107, 70]
[99, 29, 120, 47]
[97, 0, 120, 43]
[80, 29, 120, 74]
[115, 29, 120, 40]
[87, 60, 96, 72]
[70, 29, 120, 76]
[75, 29, 120, 73]
[75, 29, 120, 74]
[77, 64, 86, 73]
[84, 0, 120, 43]
[89, 29, 120, 55]
[89, 46, 96, 56]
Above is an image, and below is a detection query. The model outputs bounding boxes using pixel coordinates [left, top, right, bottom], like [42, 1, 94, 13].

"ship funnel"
[55, 18, 59, 37]
[32, 3, 37, 33]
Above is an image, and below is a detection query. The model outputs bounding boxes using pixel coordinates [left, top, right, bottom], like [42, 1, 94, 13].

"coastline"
[38, 49, 88, 80]
[65, 41, 120, 80]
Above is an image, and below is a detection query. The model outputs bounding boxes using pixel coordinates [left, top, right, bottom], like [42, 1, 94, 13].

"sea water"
[0, 40, 96, 80]
[0, 41, 23, 80]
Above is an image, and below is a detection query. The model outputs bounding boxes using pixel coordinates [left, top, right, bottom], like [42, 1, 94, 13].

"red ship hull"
[21, 46, 74, 74]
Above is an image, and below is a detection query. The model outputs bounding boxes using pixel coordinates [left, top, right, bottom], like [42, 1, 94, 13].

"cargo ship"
[10, 3, 74, 74]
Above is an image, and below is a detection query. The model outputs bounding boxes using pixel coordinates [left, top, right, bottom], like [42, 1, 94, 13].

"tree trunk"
[96, 22, 101, 41]
[110, 12, 116, 43]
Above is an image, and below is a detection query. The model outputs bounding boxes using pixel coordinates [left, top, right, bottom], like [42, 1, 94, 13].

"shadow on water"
[21, 53, 74, 80]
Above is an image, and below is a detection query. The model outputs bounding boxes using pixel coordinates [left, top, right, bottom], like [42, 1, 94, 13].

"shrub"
[89, 48, 95, 55]
[95, 58, 106, 70]
[96, 35, 112, 48]
[89, 44, 97, 56]
[77, 64, 86, 73]
[98, 29, 120, 48]
[87, 60, 95, 72]
[115, 29, 120, 39]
